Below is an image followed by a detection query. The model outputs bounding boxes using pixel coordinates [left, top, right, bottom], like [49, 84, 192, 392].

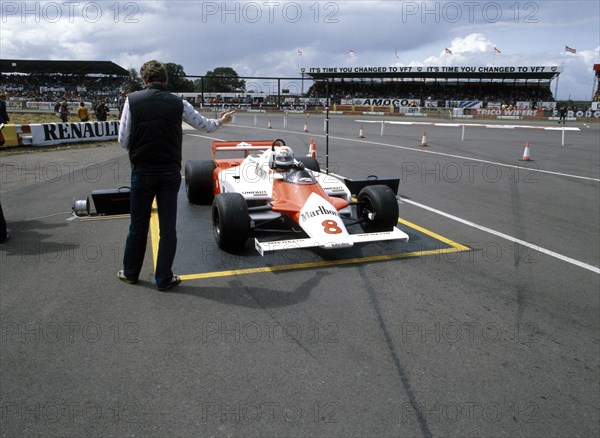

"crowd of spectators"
[0, 73, 126, 103]
[307, 80, 554, 106]
[0, 73, 564, 109]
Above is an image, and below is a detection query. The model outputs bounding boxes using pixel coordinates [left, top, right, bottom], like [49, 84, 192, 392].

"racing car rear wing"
[212, 140, 274, 159]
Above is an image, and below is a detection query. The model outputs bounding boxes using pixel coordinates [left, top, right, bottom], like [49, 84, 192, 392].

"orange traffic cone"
[358, 126, 366, 138]
[303, 121, 309, 133]
[267, 119, 272, 129]
[307, 138, 317, 158]
[421, 131, 428, 147]
[519, 142, 533, 161]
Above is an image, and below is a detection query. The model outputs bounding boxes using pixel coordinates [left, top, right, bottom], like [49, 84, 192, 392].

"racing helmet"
[274, 146, 295, 170]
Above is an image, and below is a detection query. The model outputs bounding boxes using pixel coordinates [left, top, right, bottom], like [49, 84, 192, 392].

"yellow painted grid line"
[149, 205, 471, 281]
[396, 217, 470, 252]
[179, 246, 468, 280]
[150, 201, 160, 272]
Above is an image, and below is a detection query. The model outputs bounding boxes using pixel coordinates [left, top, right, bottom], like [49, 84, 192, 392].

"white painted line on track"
[402, 198, 600, 274]
[185, 133, 226, 141]
[328, 136, 600, 183]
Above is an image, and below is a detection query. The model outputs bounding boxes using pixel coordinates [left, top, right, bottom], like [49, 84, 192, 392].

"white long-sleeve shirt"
[118, 97, 221, 150]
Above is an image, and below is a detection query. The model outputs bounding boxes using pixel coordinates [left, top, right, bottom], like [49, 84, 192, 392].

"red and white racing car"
[184, 139, 409, 255]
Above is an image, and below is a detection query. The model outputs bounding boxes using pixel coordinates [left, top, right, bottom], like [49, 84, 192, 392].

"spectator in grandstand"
[59, 100, 69, 122]
[77, 102, 89, 122]
[117, 59, 235, 291]
[0, 93, 10, 124]
[94, 99, 109, 121]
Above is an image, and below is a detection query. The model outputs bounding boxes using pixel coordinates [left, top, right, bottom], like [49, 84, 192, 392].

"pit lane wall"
[0, 121, 119, 148]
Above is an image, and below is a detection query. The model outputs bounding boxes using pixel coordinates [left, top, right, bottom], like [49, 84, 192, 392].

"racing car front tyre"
[357, 185, 399, 231]
[185, 160, 215, 205]
[212, 193, 250, 251]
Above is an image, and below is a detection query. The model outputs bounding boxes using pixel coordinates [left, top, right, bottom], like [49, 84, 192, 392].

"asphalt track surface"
[1, 113, 598, 437]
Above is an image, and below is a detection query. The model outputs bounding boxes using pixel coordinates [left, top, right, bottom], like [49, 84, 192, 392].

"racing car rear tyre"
[296, 156, 320, 172]
[212, 193, 250, 251]
[357, 185, 399, 231]
[185, 160, 215, 205]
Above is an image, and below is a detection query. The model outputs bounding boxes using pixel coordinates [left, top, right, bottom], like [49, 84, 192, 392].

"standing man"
[558, 105, 568, 124]
[117, 91, 127, 119]
[59, 100, 69, 122]
[95, 99, 109, 121]
[77, 102, 89, 122]
[0, 92, 10, 124]
[118, 60, 234, 291]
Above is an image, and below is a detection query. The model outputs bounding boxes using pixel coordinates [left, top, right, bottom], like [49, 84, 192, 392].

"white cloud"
[1, 1, 598, 100]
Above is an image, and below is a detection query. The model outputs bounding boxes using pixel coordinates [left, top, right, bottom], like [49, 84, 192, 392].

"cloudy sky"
[1, 0, 599, 100]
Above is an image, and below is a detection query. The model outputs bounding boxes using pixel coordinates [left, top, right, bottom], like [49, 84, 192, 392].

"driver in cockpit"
[272, 146, 305, 171]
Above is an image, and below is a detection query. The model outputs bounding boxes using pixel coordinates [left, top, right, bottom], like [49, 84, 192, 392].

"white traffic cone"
[307, 138, 317, 158]
[358, 126, 365, 138]
[421, 131, 428, 147]
[303, 121, 309, 133]
[519, 142, 533, 161]
[267, 119, 272, 129]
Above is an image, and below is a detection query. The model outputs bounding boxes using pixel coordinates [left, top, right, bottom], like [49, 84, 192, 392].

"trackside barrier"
[0, 122, 119, 147]
[354, 119, 581, 145]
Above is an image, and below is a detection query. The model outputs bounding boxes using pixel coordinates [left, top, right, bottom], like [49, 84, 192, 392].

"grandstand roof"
[0, 59, 128, 76]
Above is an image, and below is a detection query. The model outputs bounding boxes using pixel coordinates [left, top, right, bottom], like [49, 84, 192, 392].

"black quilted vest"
[128, 83, 183, 172]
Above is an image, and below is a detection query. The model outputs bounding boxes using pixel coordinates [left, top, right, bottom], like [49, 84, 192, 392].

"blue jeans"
[123, 171, 181, 288]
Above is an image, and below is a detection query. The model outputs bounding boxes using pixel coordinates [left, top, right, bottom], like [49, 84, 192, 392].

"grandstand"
[0, 59, 128, 107]
[2, 59, 598, 119]
[304, 65, 560, 110]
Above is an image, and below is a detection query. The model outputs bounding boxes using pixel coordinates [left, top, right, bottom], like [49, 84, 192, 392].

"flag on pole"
[445, 48, 452, 54]
[297, 50, 302, 56]
[494, 47, 501, 54]
[565, 45, 576, 54]
[349, 49, 356, 56]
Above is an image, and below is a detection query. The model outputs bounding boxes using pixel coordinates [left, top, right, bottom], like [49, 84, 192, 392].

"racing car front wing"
[254, 227, 409, 256]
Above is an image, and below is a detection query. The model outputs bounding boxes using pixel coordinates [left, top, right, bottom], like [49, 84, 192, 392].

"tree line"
[122, 64, 245, 93]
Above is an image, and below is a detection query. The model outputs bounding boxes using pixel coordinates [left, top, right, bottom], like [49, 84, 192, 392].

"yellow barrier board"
[0, 124, 21, 148]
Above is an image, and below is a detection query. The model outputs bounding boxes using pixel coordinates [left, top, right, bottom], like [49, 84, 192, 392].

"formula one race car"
[184, 139, 409, 255]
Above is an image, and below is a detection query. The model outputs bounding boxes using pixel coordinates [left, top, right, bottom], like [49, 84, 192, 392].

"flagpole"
[554, 46, 566, 100]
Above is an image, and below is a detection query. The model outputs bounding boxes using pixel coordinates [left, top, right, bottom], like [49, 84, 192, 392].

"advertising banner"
[447, 101, 484, 109]
[29, 121, 119, 146]
[341, 98, 420, 106]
